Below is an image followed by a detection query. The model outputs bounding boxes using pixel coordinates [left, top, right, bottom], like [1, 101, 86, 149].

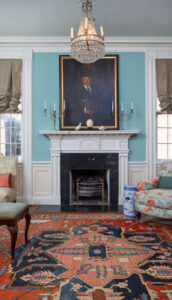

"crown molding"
[0, 36, 172, 46]
[105, 36, 172, 44]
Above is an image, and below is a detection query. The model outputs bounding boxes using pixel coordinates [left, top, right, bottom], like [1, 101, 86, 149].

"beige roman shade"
[0, 59, 22, 113]
[156, 59, 172, 113]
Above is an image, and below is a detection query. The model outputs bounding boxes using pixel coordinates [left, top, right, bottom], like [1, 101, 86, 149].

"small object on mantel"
[75, 122, 82, 131]
[98, 126, 106, 131]
[86, 119, 93, 129]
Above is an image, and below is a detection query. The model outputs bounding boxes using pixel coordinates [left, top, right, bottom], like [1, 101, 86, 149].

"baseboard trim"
[31, 197, 59, 205]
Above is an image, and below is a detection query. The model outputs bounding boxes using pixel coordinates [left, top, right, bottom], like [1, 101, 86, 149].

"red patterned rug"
[0, 213, 172, 299]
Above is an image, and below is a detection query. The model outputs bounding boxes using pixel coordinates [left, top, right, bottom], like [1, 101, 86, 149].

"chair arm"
[136, 177, 159, 191]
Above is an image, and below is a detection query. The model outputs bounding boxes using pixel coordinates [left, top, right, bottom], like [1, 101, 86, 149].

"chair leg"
[24, 212, 31, 244]
[7, 225, 18, 263]
[136, 211, 141, 221]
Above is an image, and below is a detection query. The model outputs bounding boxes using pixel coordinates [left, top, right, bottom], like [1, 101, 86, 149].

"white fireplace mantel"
[40, 130, 139, 137]
[40, 130, 139, 205]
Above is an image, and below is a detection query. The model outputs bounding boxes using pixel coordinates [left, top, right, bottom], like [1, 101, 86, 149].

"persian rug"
[0, 214, 172, 300]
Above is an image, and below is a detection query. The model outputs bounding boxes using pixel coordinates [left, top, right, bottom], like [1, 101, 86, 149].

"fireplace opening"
[61, 153, 118, 206]
[70, 170, 109, 205]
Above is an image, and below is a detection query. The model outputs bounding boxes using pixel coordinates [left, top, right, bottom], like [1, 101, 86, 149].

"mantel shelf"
[40, 130, 140, 138]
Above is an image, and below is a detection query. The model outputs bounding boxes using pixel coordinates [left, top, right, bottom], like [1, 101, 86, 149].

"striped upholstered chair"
[135, 160, 172, 219]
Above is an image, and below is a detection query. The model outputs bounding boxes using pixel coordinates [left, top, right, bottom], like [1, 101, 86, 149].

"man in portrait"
[65, 70, 106, 126]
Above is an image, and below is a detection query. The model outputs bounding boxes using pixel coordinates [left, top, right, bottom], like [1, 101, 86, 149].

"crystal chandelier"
[70, 0, 105, 64]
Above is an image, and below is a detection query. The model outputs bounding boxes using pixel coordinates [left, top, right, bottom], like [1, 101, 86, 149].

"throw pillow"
[0, 173, 12, 187]
[158, 176, 172, 189]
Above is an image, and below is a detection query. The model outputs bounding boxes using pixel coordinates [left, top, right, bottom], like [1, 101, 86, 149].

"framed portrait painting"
[60, 55, 118, 130]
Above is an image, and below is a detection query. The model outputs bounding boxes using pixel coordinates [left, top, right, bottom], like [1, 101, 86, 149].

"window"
[157, 100, 172, 159]
[0, 114, 22, 160]
[0, 59, 22, 160]
[156, 59, 172, 160]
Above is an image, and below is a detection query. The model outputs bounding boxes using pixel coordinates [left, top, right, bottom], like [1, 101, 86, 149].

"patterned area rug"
[0, 214, 172, 299]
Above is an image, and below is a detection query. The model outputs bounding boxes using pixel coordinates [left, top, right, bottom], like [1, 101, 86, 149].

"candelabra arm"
[121, 111, 124, 130]
[53, 111, 56, 131]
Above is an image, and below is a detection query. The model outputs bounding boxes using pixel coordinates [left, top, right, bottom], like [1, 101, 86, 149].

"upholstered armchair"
[135, 160, 172, 219]
[0, 157, 18, 203]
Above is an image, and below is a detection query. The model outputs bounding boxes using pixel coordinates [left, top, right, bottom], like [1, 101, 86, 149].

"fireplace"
[40, 130, 139, 205]
[61, 153, 118, 206]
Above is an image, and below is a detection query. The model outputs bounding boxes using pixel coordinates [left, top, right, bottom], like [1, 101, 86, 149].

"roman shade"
[0, 59, 22, 113]
[156, 59, 172, 113]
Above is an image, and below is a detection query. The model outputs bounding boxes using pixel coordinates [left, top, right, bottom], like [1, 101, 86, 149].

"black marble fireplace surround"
[61, 153, 119, 206]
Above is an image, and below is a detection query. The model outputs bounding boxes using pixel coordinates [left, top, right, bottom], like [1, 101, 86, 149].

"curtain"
[0, 59, 22, 113]
[156, 59, 172, 113]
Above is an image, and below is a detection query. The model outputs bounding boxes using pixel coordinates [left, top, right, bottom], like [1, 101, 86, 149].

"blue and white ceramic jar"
[123, 185, 137, 219]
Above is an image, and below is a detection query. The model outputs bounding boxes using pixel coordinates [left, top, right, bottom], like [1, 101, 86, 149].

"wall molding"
[145, 49, 157, 179]
[32, 164, 52, 197]
[31, 197, 58, 205]
[128, 161, 148, 166]
[32, 161, 51, 166]
[128, 162, 148, 185]
[1, 36, 172, 45]
[22, 48, 33, 204]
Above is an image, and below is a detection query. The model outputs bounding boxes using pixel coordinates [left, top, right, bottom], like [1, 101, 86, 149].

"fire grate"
[76, 176, 104, 201]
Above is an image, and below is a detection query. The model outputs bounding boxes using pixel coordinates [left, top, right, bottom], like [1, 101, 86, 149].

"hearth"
[61, 153, 118, 206]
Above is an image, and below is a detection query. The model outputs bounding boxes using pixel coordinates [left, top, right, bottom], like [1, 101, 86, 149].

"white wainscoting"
[128, 162, 148, 185]
[32, 162, 52, 197]
[30, 161, 148, 205]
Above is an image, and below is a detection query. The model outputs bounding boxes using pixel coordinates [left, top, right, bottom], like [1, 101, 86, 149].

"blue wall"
[33, 52, 145, 162]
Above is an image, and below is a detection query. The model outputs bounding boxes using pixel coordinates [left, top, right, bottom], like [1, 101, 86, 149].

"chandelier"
[70, 0, 105, 64]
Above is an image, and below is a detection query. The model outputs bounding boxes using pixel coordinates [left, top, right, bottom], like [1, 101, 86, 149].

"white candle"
[100, 26, 104, 37]
[112, 101, 114, 113]
[85, 17, 88, 30]
[131, 101, 133, 110]
[44, 100, 46, 109]
[70, 27, 74, 39]
[53, 103, 56, 112]
[63, 100, 65, 112]
[121, 103, 124, 112]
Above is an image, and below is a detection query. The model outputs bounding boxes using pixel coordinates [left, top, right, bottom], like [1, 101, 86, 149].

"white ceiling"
[0, 0, 172, 37]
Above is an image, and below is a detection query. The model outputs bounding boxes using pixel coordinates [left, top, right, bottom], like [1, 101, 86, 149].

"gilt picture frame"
[60, 55, 118, 130]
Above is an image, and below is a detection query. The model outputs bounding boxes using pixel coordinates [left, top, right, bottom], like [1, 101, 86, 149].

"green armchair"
[135, 160, 172, 219]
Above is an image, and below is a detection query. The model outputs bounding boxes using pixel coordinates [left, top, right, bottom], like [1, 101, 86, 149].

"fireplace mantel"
[40, 130, 139, 205]
[40, 130, 139, 137]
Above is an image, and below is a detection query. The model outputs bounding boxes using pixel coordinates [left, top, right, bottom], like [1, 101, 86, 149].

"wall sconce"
[53, 104, 56, 131]
[121, 101, 134, 130]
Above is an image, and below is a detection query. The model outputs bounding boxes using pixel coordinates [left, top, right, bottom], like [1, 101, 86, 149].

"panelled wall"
[18, 162, 148, 199]
[1, 38, 172, 204]
[31, 162, 147, 201]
